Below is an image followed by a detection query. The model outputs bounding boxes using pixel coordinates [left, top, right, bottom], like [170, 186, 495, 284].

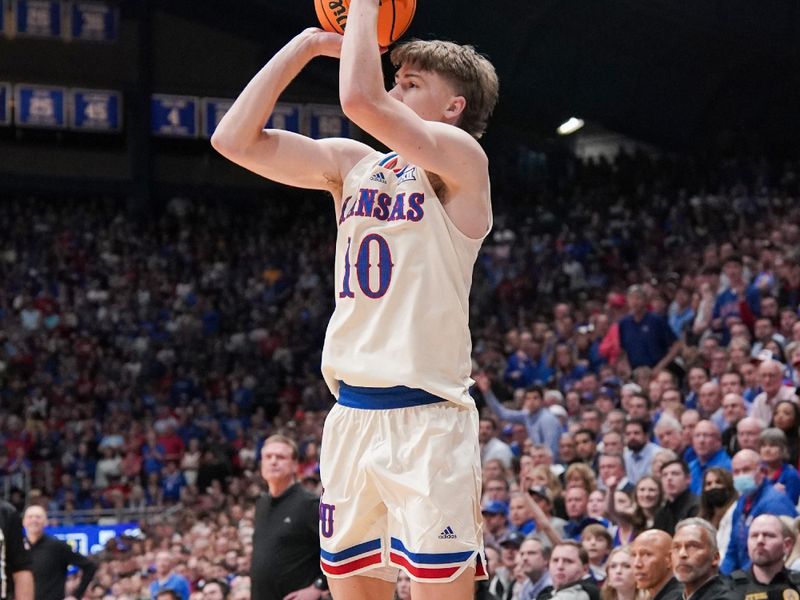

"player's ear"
[444, 95, 466, 120]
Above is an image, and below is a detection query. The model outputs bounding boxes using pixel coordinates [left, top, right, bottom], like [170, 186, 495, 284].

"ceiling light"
[557, 117, 584, 135]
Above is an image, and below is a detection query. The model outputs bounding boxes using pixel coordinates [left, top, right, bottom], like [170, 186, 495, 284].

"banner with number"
[70, 88, 121, 132]
[201, 97, 233, 138]
[307, 104, 351, 139]
[70, 1, 117, 42]
[15, 84, 66, 128]
[266, 103, 302, 134]
[14, 0, 61, 38]
[151, 94, 198, 138]
[0, 83, 9, 125]
[46, 523, 141, 556]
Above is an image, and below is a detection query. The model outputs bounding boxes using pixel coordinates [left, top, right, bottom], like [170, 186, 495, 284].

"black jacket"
[653, 576, 683, 600]
[0, 500, 32, 600]
[729, 567, 800, 600]
[653, 488, 700, 535]
[685, 575, 731, 600]
[28, 533, 97, 600]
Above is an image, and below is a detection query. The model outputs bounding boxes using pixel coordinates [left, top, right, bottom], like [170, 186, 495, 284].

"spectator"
[537, 541, 599, 600]
[758, 428, 800, 505]
[618, 285, 679, 372]
[697, 468, 738, 563]
[630, 530, 680, 600]
[670, 519, 729, 600]
[479, 415, 514, 469]
[736, 417, 766, 452]
[517, 537, 552, 600]
[751, 360, 799, 424]
[721, 449, 798, 574]
[601, 547, 636, 600]
[622, 418, 660, 484]
[688, 421, 731, 495]
[478, 374, 561, 459]
[149, 551, 191, 600]
[653, 459, 699, 535]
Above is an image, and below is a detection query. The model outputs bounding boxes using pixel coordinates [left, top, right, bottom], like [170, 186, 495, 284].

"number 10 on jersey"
[339, 234, 395, 299]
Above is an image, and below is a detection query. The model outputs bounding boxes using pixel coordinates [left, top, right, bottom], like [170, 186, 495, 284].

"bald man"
[631, 530, 681, 600]
[721, 450, 797, 575]
[729, 514, 800, 599]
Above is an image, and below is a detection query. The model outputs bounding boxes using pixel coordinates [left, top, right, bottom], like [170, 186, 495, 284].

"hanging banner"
[14, 84, 66, 128]
[201, 97, 233, 138]
[266, 103, 302, 134]
[46, 523, 141, 556]
[14, 0, 61, 38]
[307, 104, 351, 139]
[151, 94, 199, 138]
[70, 1, 118, 42]
[70, 88, 122, 132]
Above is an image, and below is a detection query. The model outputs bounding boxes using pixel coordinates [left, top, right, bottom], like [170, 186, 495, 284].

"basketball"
[314, 0, 416, 47]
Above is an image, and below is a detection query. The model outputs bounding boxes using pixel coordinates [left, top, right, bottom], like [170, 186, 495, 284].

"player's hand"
[300, 28, 344, 59]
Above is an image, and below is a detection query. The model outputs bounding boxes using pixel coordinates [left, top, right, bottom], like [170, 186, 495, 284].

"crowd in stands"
[3, 149, 800, 598]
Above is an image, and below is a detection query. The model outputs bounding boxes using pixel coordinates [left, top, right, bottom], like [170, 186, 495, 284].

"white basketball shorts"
[319, 382, 487, 583]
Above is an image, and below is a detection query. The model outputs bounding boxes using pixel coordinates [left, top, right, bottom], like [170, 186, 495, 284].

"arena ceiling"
[161, 0, 800, 152]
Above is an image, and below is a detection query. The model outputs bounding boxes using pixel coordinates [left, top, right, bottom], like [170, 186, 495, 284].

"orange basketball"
[314, 0, 416, 48]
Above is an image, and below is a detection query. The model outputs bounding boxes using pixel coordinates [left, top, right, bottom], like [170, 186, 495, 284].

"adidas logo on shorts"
[369, 172, 387, 184]
[438, 526, 457, 540]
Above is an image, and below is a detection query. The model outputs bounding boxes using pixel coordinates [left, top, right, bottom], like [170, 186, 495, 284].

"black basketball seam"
[390, 0, 397, 43]
[318, 0, 343, 34]
[402, 0, 416, 38]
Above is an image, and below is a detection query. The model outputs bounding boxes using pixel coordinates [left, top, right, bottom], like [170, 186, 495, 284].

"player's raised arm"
[339, 0, 498, 206]
[211, 28, 372, 194]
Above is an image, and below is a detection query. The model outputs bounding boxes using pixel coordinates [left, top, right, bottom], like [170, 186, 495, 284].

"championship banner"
[307, 104, 351, 139]
[201, 97, 233, 138]
[266, 103, 302, 134]
[14, 84, 66, 128]
[46, 523, 141, 556]
[0, 83, 9, 126]
[70, 1, 117, 42]
[70, 88, 121, 132]
[14, 0, 61, 38]
[151, 94, 199, 138]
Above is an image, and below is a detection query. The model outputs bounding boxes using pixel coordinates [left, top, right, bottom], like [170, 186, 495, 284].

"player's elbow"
[340, 92, 384, 131]
[210, 127, 240, 159]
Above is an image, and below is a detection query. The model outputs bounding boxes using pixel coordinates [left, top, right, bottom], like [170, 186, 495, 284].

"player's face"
[389, 64, 462, 124]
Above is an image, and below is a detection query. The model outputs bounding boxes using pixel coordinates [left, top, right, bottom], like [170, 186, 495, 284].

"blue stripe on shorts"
[338, 382, 445, 410]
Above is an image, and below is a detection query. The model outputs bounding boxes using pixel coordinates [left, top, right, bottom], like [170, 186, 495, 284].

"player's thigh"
[410, 567, 475, 600]
[328, 574, 396, 600]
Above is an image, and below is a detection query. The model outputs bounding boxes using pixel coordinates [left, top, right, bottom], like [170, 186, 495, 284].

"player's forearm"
[339, 0, 385, 111]
[13, 570, 34, 600]
[212, 33, 317, 154]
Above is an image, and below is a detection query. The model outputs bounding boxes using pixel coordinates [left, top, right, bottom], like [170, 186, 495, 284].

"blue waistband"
[338, 382, 445, 410]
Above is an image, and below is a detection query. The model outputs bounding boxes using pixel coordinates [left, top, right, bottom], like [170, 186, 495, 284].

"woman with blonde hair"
[601, 546, 638, 600]
[529, 464, 565, 519]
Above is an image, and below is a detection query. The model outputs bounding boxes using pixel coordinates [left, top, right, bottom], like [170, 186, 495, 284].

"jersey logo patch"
[395, 165, 417, 183]
[438, 526, 457, 539]
[369, 172, 387, 184]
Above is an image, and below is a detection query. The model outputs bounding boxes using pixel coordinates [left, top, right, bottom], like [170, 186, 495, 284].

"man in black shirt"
[22, 505, 96, 600]
[0, 499, 33, 600]
[654, 460, 699, 535]
[671, 519, 729, 600]
[729, 515, 800, 600]
[631, 530, 682, 600]
[251, 434, 325, 600]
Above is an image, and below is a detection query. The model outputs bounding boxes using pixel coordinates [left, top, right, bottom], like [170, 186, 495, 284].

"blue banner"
[46, 523, 141, 556]
[15, 0, 61, 38]
[71, 1, 117, 42]
[151, 94, 198, 138]
[0, 83, 9, 126]
[307, 104, 351, 139]
[201, 97, 233, 138]
[266, 103, 302, 134]
[71, 88, 121, 132]
[15, 84, 66, 128]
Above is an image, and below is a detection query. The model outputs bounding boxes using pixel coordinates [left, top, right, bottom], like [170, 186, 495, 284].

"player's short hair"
[391, 40, 499, 139]
[263, 434, 299, 460]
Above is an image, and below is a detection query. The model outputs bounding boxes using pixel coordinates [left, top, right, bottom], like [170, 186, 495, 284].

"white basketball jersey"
[321, 151, 491, 409]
